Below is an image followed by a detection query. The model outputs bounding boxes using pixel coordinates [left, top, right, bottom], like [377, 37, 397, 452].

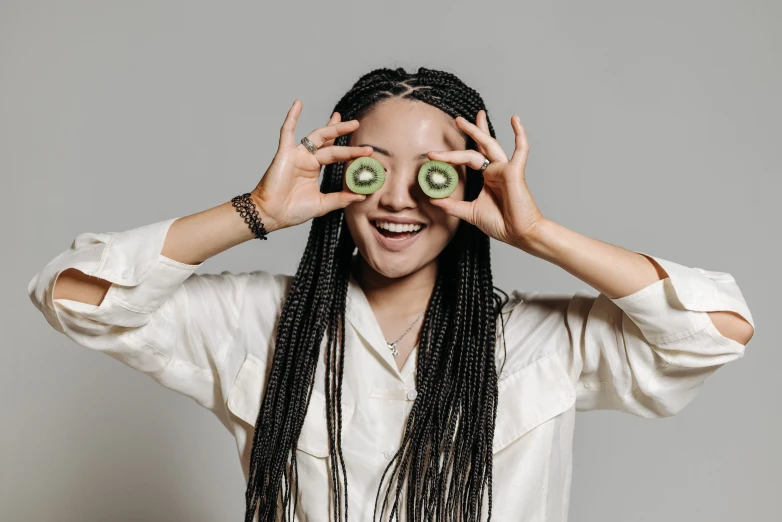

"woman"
[28, 66, 755, 522]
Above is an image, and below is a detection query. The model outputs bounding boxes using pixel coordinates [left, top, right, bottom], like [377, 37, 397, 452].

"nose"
[377, 166, 418, 212]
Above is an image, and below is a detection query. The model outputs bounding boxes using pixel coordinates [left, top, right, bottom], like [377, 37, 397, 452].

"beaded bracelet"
[231, 192, 268, 240]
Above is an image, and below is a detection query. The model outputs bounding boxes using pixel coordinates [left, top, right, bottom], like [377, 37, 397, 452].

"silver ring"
[300, 136, 318, 154]
[479, 157, 490, 172]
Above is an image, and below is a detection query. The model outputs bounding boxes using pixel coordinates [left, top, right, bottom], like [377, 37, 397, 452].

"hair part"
[244, 66, 510, 522]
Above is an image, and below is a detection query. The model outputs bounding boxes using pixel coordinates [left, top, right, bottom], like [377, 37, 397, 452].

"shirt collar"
[345, 271, 417, 381]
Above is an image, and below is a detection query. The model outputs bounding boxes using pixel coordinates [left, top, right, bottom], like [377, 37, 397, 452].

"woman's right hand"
[250, 99, 373, 233]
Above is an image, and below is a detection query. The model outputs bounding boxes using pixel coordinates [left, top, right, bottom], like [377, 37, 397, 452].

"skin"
[54, 98, 754, 373]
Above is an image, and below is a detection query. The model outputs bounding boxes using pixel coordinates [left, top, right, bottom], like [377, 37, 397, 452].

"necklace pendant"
[387, 341, 399, 359]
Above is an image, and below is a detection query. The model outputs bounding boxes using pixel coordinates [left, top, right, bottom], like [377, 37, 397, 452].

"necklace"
[385, 311, 424, 359]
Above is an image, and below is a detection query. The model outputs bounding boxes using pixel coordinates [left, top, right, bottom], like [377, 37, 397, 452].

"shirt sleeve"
[504, 251, 755, 419]
[26, 217, 259, 422]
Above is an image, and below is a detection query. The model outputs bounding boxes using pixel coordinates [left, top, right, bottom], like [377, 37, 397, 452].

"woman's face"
[344, 98, 468, 279]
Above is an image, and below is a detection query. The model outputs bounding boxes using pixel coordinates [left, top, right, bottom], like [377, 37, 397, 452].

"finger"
[455, 115, 508, 163]
[279, 99, 302, 148]
[321, 112, 343, 147]
[316, 145, 374, 165]
[319, 190, 367, 215]
[305, 119, 359, 150]
[427, 149, 491, 172]
[508, 115, 530, 169]
[475, 110, 490, 156]
[429, 196, 475, 223]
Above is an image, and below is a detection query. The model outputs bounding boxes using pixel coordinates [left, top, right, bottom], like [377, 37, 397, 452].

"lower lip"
[370, 222, 425, 252]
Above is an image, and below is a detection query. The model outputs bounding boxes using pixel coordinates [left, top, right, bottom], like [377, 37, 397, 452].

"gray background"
[2, 1, 779, 521]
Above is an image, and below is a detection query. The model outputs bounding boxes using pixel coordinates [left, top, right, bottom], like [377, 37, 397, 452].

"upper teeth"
[375, 221, 422, 233]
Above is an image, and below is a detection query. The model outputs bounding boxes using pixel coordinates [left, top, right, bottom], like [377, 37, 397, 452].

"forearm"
[517, 217, 665, 300]
[518, 217, 754, 344]
[53, 196, 273, 305]
[161, 196, 274, 265]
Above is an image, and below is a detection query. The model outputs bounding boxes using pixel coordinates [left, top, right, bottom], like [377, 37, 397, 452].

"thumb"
[429, 197, 474, 223]
[320, 191, 367, 215]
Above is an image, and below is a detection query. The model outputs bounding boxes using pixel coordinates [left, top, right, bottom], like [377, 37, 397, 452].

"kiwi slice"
[345, 156, 386, 194]
[418, 160, 458, 198]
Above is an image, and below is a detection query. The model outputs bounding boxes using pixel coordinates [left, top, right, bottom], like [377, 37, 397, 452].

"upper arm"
[27, 217, 285, 427]
[53, 267, 113, 305]
[500, 252, 755, 418]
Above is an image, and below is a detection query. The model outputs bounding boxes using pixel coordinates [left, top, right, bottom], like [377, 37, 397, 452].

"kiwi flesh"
[418, 160, 458, 198]
[345, 156, 386, 194]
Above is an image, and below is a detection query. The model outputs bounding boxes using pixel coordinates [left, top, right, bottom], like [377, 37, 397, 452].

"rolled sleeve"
[27, 218, 222, 406]
[609, 251, 755, 363]
[27, 217, 199, 332]
[27, 217, 285, 430]
[541, 251, 758, 418]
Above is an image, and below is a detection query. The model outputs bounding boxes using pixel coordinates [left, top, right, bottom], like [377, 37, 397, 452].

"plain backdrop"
[2, 1, 779, 521]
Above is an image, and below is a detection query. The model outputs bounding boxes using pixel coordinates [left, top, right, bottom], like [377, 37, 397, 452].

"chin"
[364, 255, 424, 280]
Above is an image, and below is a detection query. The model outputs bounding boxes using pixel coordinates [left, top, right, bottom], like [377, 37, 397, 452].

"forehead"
[350, 99, 466, 153]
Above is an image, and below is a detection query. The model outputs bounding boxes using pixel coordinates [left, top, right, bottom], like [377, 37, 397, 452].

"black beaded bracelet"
[231, 193, 268, 240]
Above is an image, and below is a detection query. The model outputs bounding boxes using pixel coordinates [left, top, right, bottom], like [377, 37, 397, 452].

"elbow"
[707, 310, 755, 346]
[27, 273, 43, 311]
[737, 323, 755, 346]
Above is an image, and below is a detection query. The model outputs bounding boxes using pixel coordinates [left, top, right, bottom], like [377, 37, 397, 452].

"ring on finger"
[479, 157, 490, 172]
[301, 136, 318, 154]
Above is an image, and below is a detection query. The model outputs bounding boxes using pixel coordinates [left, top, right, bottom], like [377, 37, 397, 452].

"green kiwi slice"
[418, 160, 458, 198]
[345, 156, 386, 194]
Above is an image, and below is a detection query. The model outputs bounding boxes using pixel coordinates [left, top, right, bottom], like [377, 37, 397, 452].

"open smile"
[370, 219, 427, 252]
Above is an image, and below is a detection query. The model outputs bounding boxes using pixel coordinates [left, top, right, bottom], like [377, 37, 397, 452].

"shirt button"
[121, 267, 132, 279]
[382, 451, 395, 460]
[499, 371, 509, 381]
[406, 389, 418, 401]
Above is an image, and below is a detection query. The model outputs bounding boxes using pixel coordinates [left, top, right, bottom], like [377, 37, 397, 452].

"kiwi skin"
[345, 157, 386, 194]
[418, 160, 458, 198]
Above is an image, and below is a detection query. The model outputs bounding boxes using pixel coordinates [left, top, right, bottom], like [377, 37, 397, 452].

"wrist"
[248, 192, 282, 234]
[230, 193, 276, 240]
[512, 217, 559, 260]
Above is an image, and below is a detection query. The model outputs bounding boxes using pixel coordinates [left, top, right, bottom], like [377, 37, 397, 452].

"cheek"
[343, 196, 376, 248]
[343, 201, 363, 231]
[422, 170, 467, 241]
[442, 173, 467, 233]
[426, 203, 461, 243]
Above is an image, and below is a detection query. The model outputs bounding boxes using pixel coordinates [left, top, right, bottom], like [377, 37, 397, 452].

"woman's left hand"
[427, 111, 545, 249]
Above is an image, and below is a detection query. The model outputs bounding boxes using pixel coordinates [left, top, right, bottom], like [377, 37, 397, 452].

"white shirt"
[27, 217, 755, 522]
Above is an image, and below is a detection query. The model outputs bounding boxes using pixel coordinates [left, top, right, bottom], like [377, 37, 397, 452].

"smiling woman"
[29, 66, 755, 522]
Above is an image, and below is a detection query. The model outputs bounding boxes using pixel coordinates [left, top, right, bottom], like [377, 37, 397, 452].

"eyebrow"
[358, 144, 431, 161]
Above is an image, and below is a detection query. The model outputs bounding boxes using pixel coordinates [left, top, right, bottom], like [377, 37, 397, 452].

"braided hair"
[244, 66, 510, 522]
